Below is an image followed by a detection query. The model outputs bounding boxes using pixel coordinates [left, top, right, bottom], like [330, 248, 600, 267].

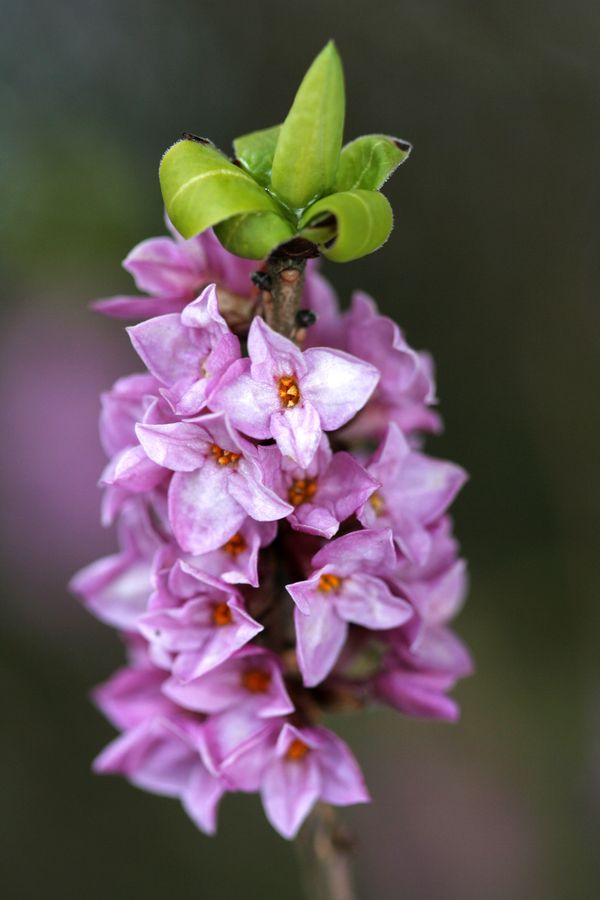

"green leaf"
[159, 138, 285, 239]
[214, 211, 295, 259]
[233, 125, 281, 188]
[334, 134, 411, 192]
[271, 41, 345, 210]
[299, 189, 393, 262]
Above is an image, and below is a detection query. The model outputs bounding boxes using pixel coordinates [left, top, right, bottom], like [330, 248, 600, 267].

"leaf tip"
[391, 137, 412, 156]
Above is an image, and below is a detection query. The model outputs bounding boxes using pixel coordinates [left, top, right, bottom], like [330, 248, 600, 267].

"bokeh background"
[1, 1, 599, 897]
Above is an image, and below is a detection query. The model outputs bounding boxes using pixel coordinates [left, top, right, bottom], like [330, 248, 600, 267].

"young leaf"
[299, 190, 393, 262]
[214, 211, 295, 259]
[233, 125, 281, 188]
[270, 41, 345, 210]
[334, 135, 412, 192]
[159, 138, 284, 239]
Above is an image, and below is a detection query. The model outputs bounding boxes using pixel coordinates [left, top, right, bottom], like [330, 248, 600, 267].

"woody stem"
[295, 803, 358, 900]
[261, 237, 319, 339]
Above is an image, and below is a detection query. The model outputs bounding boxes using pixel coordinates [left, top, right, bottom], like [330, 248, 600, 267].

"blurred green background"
[1, 1, 599, 897]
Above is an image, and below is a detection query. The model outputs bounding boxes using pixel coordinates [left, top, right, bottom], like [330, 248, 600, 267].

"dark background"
[1, 1, 599, 897]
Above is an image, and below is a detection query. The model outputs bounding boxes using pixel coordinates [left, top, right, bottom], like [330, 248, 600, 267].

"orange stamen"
[288, 477, 318, 507]
[318, 573, 342, 593]
[286, 738, 310, 762]
[211, 443, 241, 466]
[369, 491, 386, 516]
[212, 602, 233, 626]
[278, 375, 301, 408]
[241, 670, 271, 693]
[223, 533, 247, 556]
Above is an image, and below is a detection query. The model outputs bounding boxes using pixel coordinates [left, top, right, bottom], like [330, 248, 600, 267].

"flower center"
[288, 477, 318, 507]
[212, 602, 233, 626]
[369, 491, 386, 516]
[222, 532, 247, 556]
[211, 443, 241, 466]
[286, 738, 310, 762]
[278, 375, 301, 408]
[241, 669, 272, 693]
[318, 573, 343, 593]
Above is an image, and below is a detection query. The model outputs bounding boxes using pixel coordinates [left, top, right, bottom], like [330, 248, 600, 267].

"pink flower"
[163, 646, 294, 719]
[177, 518, 277, 588]
[221, 721, 370, 839]
[136, 411, 292, 554]
[208, 316, 379, 467]
[94, 714, 226, 834]
[70, 501, 163, 630]
[358, 423, 468, 565]
[93, 226, 258, 321]
[258, 436, 378, 539]
[374, 622, 473, 721]
[139, 570, 263, 682]
[287, 529, 414, 687]
[127, 285, 241, 416]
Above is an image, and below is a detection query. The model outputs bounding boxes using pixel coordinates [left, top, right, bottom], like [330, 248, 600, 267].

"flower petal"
[294, 600, 348, 687]
[270, 402, 321, 468]
[208, 358, 274, 437]
[261, 753, 321, 839]
[302, 347, 379, 430]
[335, 573, 413, 630]
[169, 467, 246, 554]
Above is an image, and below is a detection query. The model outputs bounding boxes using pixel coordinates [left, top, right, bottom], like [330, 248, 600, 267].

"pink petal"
[169, 467, 246, 554]
[228, 463, 294, 522]
[128, 314, 208, 385]
[208, 358, 274, 438]
[181, 763, 226, 834]
[92, 295, 186, 320]
[123, 237, 199, 297]
[335, 574, 413, 630]
[261, 754, 321, 839]
[302, 348, 379, 430]
[248, 316, 306, 382]
[136, 422, 208, 472]
[311, 727, 370, 806]
[294, 600, 348, 687]
[270, 402, 321, 468]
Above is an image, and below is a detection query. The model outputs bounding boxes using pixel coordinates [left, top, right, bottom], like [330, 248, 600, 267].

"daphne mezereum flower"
[73, 214, 471, 839]
[136, 411, 292, 553]
[139, 566, 263, 682]
[127, 284, 241, 417]
[220, 721, 370, 839]
[288, 529, 414, 686]
[207, 315, 380, 468]
[358, 422, 468, 565]
[93, 225, 258, 321]
[257, 436, 378, 539]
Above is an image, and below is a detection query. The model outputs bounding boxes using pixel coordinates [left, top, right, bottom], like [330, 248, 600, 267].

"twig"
[296, 803, 358, 900]
[262, 238, 319, 339]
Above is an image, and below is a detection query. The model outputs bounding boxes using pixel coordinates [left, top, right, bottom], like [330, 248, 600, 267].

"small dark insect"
[251, 271, 273, 291]
[295, 309, 317, 328]
[181, 132, 212, 144]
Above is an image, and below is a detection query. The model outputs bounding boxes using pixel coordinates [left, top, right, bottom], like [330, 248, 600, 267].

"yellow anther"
[278, 375, 301, 408]
[288, 477, 318, 507]
[318, 573, 342, 593]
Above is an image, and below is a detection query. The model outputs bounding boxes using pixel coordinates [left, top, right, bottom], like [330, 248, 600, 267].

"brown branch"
[262, 238, 319, 339]
[296, 804, 358, 900]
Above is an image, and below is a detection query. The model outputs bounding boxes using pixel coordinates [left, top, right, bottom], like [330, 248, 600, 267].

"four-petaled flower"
[208, 316, 380, 467]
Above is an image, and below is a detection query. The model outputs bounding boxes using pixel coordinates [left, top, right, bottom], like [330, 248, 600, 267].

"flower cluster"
[72, 223, 471, 839]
